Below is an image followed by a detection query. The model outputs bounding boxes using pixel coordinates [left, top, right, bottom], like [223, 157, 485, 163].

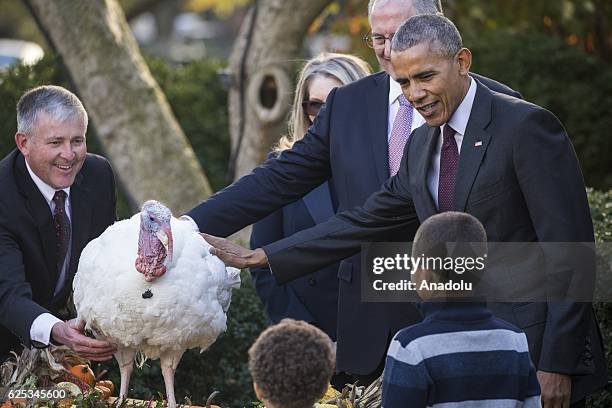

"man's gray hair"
[391, 14, 462, 58]
[17, 85, 88, 136]
[367, 0, 442, 19]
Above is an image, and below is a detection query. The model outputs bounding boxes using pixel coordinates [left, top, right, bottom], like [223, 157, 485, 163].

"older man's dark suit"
[263, 80, 607, 400]
[0, 149, 117, 358]
[187, 71, 520, 375]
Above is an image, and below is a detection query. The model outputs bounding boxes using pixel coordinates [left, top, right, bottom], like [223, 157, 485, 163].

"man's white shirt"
[427, 76, 476, 208]
[25, 160, 72, 346]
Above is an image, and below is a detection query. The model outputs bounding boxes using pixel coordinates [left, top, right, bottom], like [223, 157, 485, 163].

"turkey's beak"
[156, 224, 174, 263]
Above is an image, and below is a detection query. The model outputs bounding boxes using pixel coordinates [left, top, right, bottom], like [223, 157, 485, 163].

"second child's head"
[248, 319, 335, 408]
[411, 212, 487, 300]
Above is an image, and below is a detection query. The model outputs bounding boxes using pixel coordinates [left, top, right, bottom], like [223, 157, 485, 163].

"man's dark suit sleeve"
[186, 90, 341, 237]
[264, 145, 419, 284]
[513, 107, 594, 375]
[105, 159, 118, 224]
[0, 229, 48, 347]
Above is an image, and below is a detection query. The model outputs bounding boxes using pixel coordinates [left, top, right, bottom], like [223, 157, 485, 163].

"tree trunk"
[24, 0, 212, 214]
[227, 0, 333, 180]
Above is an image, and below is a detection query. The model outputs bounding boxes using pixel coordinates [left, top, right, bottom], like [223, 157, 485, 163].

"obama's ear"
[456, 48, 472, 76]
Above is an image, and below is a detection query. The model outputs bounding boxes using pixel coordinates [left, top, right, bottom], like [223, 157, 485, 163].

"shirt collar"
[24, 159, 70, 205]
[388, 76, 403, 106]
[446, 76, 476, 136]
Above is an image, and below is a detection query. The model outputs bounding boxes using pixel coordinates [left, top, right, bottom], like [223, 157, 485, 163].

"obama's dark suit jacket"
[263, 80, 607, 401]
[187, 71, 520, 375]
[0, 149, 116, 359]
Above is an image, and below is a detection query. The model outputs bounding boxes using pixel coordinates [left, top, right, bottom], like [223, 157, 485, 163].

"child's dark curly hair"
[248, 319, 335, 408]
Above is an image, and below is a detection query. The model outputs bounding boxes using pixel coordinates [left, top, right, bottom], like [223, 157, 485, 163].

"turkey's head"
[135, 200, 174, 282]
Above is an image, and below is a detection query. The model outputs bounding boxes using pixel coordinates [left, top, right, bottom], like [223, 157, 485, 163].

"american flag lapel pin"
[474, 140, 483, 147]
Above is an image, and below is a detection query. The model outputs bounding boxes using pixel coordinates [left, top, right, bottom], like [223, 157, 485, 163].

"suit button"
[309, 278, 316, 286]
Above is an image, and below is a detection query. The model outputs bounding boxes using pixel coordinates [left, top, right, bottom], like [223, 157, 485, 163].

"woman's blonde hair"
[276, 53, 372, 151]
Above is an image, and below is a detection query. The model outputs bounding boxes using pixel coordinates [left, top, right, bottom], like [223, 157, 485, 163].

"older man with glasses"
[186, 0, 519, 385]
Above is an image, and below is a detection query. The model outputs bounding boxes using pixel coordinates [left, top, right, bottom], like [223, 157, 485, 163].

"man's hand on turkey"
[201, 233, 268, 269]
[51, 319, 116, 361]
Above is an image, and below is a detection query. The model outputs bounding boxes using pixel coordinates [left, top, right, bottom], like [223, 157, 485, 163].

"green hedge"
[0, 57, 71, 162]
[590, 189, 612, 406]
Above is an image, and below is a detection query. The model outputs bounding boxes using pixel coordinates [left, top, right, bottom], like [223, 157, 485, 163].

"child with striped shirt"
[382, 212, 542, 407]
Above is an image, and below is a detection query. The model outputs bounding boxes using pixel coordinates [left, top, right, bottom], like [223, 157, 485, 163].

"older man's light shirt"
[388, 77, 426, 142]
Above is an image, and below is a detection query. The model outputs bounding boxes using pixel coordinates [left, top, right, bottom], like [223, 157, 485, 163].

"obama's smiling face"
[392, 41, 471, 127]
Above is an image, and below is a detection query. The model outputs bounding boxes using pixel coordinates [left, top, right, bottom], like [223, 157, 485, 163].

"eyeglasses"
[363, 32, 394, 48]
[302, 100, 325, 118]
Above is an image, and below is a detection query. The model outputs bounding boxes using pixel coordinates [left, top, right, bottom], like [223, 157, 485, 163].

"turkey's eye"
[149, 216, 155, 222]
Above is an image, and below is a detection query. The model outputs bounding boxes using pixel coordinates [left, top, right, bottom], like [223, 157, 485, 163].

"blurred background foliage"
[590, 188, 612, 407]
[0, 0, 611, 405]
[185, 0, 251, 18]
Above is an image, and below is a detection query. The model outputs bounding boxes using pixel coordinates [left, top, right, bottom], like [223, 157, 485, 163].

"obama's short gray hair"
[17, 85, 88, 137]
[391, 14, 462, 58]
[367, 0, 442, 19]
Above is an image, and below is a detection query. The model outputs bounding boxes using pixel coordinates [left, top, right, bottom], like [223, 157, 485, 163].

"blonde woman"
[250, 53, 371, 344]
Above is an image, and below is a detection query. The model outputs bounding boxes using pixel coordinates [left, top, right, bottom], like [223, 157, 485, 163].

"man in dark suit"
[207, 14, 607, 406]
[0, 85, 117, 361]
[187, 0, 520, 382]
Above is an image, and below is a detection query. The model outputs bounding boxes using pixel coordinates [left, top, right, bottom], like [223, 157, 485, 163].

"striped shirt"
[382, 301, 541, 407]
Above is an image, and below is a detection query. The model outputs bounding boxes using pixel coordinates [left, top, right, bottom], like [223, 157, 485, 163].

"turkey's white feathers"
[73, 214, 240, 360]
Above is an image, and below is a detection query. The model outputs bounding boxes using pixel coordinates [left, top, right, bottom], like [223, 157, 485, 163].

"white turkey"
[73, 200, 240, 407]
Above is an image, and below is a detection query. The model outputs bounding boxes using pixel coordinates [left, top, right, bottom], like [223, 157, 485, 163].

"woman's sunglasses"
[302, 100, 325, 118]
